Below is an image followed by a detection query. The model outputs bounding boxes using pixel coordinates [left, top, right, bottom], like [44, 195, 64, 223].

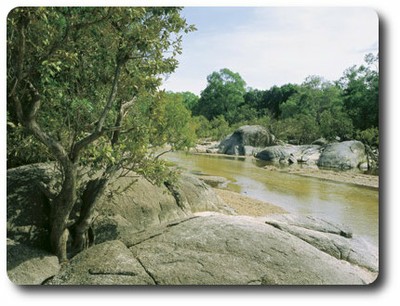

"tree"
[194, 68, 246, 124]
[7, 7, 195, 262]
[179, 91, 199, 111]
[260, 84, 299, 118]
[277, 76, 353, 143]
[151, 92, 197, 156]
[340, 53, 379, 131]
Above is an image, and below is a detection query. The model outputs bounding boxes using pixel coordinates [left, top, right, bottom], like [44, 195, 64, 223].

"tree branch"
[72, 63, 122, 159]
[11, 19, 70, 167]
[111, 96, 137, 146]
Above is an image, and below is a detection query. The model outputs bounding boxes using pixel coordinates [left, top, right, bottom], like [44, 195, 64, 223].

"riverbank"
[214, 188, 287, 217]
[190, 150, 379, 189]
[262, 165, 379, 189]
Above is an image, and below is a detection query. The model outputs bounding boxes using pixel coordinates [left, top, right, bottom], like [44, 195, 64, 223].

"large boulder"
[7, 163, 58, 250]
[218, 125, 275, 156]
[7, 164, 230, 248]
[317, 140, 368, 170]
[46, 214, 377, 285]
[93, 173, 231, 244]
[255, 144, 321, 165]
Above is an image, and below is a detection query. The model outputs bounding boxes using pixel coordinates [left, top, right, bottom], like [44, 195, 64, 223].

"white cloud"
[161, 7, 378, 94]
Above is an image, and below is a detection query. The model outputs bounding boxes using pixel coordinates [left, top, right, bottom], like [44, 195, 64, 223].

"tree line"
[176, 53, 379, 146]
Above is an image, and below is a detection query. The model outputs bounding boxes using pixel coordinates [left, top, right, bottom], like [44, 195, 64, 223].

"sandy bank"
[263, 165, 379, 189]
[214, 188, 287, 217]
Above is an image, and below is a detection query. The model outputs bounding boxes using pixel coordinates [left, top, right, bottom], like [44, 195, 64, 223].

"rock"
[7, 164, 229, 248]
[46, 240, 155, 285]
[256, 145, 321, 165]
[93, 173, 231, 244]
[7, 239, 60, 285]
[317, 140, 367, 170]
[288, 154, 297, 164]
[195, 175, 229, 188]
[7, 163, 58, 249]
[192, 141, 220, 153]
[312, 137, 329, 146]
[12, 213, 377, 285]
[174, 174, 232, 214]
[128, 214, 376, 285]
[218, 125, 275, 156]
[264, 214, 378, 272]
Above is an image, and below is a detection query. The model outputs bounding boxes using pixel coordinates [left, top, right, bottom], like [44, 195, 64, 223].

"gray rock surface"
[7, 163, 378, 285]
[256, 145, 321, 165]
[7, 164, 230, 247]
[218, 125, 275, 156]
[256, 140, 368, 170]
[196, 175, 229, 188]
[317, 140, 367, 170]
[7, 239, 60, 285]
[7, 163, 57, 249]
[46, 214, 376, 285]
[264, 214, 378, 272]
[46, 240, 154, 285]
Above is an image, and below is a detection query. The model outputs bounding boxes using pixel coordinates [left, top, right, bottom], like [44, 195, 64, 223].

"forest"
[175, 54, 379, 147]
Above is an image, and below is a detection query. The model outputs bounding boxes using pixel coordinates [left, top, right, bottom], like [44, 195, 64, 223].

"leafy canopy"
[7, 7, 196, 176]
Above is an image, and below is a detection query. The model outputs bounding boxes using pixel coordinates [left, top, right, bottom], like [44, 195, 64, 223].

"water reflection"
[164, 152, 379, 246]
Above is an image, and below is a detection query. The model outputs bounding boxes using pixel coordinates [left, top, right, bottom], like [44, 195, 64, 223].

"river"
[164, 151, 379, 247]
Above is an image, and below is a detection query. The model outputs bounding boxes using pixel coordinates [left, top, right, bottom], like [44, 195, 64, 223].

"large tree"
[193, 68, 246, 124]
[7, 7, 194, 262]
[340, 53, 379, 131]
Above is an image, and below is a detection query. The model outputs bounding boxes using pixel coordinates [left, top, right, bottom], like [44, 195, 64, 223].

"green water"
[164, 152, 379, 246]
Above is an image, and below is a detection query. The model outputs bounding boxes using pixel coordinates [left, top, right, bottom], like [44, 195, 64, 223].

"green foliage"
[179, 91, 199, 111]
[152, 92, 197, 151]
[355, 127, 379, 147]
[7, 122, 51, 168]
[209, 115, 231, 141]
[7, 7, 196, 177]
[272, 114, 319, 144]
[182, 55, 378, 146]
[191, 115, 212, 139]
[245, 84, 299, 118]
[340, 53, 379, 131]
[194, 68, 247, 124]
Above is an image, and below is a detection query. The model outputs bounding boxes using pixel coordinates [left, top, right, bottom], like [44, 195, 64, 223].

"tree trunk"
[50, 161, 78, 262]
[71, 177, 109, 255]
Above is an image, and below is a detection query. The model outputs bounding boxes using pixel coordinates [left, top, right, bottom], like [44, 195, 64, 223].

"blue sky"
[161, 7, 379, 95]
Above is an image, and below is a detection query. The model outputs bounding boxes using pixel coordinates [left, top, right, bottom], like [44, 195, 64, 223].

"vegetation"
[181, 54, 379, 146]
[7, 6, 378, 262]
[7, 7, 195, 261]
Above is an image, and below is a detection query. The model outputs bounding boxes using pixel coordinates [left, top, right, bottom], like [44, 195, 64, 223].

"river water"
[164, 151, 379, 247]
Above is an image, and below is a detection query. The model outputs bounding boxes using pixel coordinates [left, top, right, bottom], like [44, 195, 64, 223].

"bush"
[356, 127, 379, 147]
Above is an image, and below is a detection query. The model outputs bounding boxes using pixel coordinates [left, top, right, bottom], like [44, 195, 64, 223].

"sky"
[161, 7, 379, 95]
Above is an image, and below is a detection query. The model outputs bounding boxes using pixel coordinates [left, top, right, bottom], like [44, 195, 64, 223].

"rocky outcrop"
[45, 240, 155, 285]
[7, 163, 378, 285]
[255, 145, 321, 165]
[264, 214, 378, 273]
[218, 125, 275, 156]
[46, 214, 377, 285]
[7, 239, 60, 285]
[317, 140, 368, 170]
[7, 163, 231, 249]
[7, 163, 58, 250]
[256, 140, 369, 170]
